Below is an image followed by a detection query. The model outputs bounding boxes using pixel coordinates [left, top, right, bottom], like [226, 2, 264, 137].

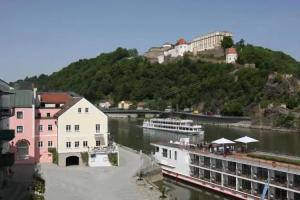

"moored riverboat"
[143, 118, 204, 135]
[152, 137, 300, 200]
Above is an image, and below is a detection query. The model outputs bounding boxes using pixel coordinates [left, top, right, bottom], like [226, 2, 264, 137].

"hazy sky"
[1, 0, 300, 82]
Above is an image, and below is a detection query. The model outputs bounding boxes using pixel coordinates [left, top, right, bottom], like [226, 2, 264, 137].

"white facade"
[89, 153, 111, 167]
[191, 31, 233, 54]
[226, 53, 238, 64]
[118, 101, 132, 110]
[153, 143, 190, 176]
[99, 101, 111, 109]
[164, 44, 191, 58]
[57, 98, 108, 154]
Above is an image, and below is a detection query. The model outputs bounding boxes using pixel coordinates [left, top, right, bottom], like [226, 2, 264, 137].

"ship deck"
[152, 142, 300, 175]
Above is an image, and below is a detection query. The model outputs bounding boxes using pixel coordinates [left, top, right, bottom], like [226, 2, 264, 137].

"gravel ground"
[40, 147, 163, 200]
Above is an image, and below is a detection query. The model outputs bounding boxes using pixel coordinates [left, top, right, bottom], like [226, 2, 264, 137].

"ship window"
[155, 147, 159, 152]
[162, 148, 168, 158]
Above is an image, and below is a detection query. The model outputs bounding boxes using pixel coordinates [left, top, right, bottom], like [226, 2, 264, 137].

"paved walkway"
[41, 147, 163, 200]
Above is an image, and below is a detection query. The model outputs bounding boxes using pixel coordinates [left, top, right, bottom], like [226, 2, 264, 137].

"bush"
[34, 181, 45, 194]
[275, 114, 295, 128]
[31, 194, 45, 200]
[48, 148, 58, 164]
[108, 153, 118, 166]
[81, 152, 89, 166]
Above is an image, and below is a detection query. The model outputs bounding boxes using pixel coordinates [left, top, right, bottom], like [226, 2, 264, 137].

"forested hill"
[11, 45, 300, 127]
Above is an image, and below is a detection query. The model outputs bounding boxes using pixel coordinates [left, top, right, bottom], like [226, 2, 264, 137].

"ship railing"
[270, 178, 287, 187]
[238, 187, 251, 194]
[190, 159, 200, 166]
[225, 169, 236, 175]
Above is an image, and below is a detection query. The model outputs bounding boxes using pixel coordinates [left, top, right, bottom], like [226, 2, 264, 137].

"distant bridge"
[102, 109, 251, 123]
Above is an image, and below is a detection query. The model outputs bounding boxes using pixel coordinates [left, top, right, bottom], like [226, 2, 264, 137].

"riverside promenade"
[41, 146, 165, 200]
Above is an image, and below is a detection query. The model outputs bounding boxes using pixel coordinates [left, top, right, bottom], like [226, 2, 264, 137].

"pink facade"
[9, 90, 72, 164]
[10, 107, 35, 164]
[35, 108, 59, 163]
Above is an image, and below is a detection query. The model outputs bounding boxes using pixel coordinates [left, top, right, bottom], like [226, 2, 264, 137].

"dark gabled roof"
[54, 97, 82, 118]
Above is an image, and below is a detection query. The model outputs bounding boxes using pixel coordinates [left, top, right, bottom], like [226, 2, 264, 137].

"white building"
[225, 48, 238, 64]
[118, 100, 133, 110]
[55, 97, 109, 167]
[98, 101, 111, 109]
[164, 38, 192, 58]
[191, 31, 233, 54]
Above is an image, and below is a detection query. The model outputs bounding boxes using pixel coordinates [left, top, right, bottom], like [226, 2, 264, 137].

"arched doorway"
[66, 156, 79, 166]
[16, 140, 29, 160]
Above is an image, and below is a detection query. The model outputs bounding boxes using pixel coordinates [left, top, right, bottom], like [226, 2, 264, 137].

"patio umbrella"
[234, 136, 259, 151]
[211, 138, 235, 153]
[212, 138, 235, 144]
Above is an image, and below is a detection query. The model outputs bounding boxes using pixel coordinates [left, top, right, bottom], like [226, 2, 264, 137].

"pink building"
[10, 89, 73, 164]
[35, 92, 72, 163]
[9, 90, 35, 164]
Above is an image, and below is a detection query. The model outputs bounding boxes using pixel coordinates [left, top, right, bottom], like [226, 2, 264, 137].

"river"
[109, 118, 300, 200]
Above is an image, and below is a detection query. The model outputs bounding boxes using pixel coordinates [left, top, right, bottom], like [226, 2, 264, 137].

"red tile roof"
[226, 48, 237, 55]
[176, 38, 187, 45]
[39, 92, 72, 104]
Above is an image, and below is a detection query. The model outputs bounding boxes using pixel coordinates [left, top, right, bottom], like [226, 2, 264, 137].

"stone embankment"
[201, 120, 300, 132]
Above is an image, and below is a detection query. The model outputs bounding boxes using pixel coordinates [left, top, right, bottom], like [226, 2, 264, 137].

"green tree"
[221, 36, 234, 51]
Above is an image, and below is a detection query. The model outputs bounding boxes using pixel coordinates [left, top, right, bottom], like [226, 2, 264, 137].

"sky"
[1, 0, 300, 82]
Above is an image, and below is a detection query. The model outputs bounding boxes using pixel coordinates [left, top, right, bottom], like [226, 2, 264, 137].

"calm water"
[109, 118, 300, 200]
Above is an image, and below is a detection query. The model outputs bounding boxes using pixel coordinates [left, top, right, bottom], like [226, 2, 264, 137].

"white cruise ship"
[152, 138, 300, 200]
[142, 118, 204, 135]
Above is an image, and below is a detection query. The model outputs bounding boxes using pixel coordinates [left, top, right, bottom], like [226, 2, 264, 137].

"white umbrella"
[212, 138, 235, 144]
[234, 136, 258, 144]
[211, 138, 235, 154]
[234, 136, 258, 152]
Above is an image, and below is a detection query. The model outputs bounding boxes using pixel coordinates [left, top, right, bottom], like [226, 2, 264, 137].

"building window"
[17, 111, 23, 119]
[169, 150, 171, 159]
[78, 108, 81, 113]
[48, 141, 53, 147]
[174, 151, 177, 160]
[66, 142, 71, 148]
[37, 113, 41, 118]
[155, 147, 159, 152]
[75, 125, 80, 132]
[17, 126, 23, 133]
[38, 141, 43, 148]
[162, 148, 168, 158]
[47, 113, 50, 117]
[83, 141, 88, 147]
[96, 124, 100, 133]
[85, 108, 89, 113]
[66, 125, 71, 132]
[48, 125, 52, 131]
[96, 140, 101, 146]
[75, 141, 79, 148]
[39, 125, 43, 132]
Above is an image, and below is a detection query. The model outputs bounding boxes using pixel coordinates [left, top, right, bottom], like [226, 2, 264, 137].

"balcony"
[0, 129, 15, 141]
[0, 107, 14, 118]
[190, 159, 200, 166]
[0, 153, 15, 167]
